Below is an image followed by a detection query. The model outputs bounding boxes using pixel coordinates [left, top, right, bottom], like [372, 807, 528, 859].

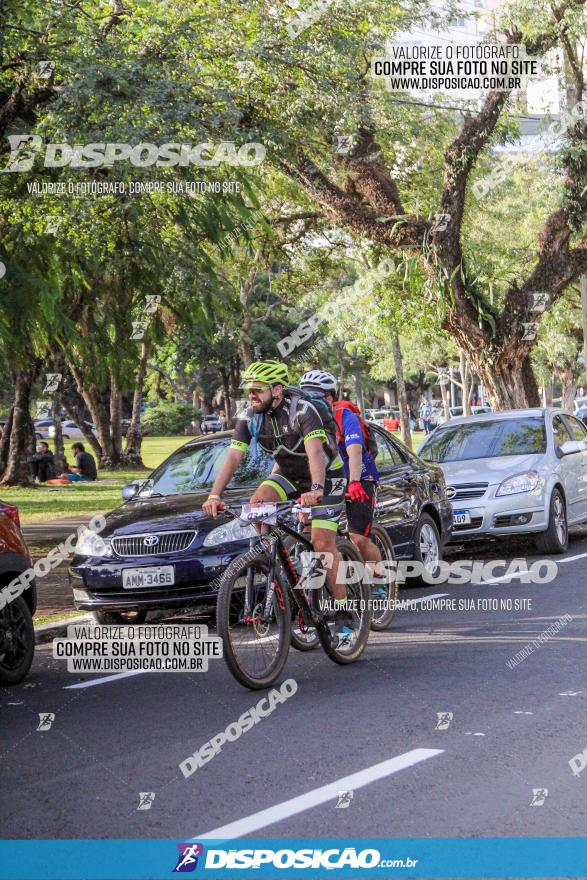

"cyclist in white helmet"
[300, 370, 383, 580]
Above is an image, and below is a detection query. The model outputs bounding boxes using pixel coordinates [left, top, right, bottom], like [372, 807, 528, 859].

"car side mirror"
[559, 440, 584, 457]
[122, 482, 140, 501]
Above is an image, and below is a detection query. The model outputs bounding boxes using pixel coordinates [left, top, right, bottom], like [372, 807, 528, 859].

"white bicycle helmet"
[300, 370, 337, 394]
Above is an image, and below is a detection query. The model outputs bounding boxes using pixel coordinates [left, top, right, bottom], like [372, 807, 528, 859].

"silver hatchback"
[417, 408, 587, 553]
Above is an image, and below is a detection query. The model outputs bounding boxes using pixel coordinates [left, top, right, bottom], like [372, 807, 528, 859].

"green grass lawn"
[2, 431, 429, 524]
[1, 436, 189, 524]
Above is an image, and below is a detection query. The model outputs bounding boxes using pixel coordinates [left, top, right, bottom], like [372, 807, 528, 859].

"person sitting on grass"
[31, 441, 56, 483]
[60, 442, 97, 482]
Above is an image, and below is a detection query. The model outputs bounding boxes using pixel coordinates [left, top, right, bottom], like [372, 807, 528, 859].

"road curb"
[35, 614, 93, 644]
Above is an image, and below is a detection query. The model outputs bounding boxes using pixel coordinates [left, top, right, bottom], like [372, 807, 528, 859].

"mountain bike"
[215, 501, 372, 689]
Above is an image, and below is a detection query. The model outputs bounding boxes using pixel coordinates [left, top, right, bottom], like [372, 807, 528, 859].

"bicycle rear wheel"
[369, 524, 398, 631]
[316, 538, 372, 665]
[216, 551, 291, 690]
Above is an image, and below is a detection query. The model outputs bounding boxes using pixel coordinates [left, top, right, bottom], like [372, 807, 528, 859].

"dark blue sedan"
[69, 429, 452, 624]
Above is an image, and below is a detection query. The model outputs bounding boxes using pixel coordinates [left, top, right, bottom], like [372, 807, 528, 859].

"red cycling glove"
[345, 480, 368, 503]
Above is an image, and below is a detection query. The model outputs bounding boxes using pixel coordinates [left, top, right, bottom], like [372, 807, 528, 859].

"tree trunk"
[439, 378, 451, 421]
[124, 343, 148, 467]
[219, 366, 232, 429]
[0, 406, 14, 478]
[353, 368, 365, 414]
[557, 365, 577, 411]
[109, 372, 123, 467]
[239, 330, 252, 368]
[391, 328, 412, 449]
[460, 350, 472, 416]
[461, 345, 540, 410]
[69, 360, 114, 467]
[61, 389, 103, 459]
[51, 393, 66, 473]
[0, 369, 35, 486]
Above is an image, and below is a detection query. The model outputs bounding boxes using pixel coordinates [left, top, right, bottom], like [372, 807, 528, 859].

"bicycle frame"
[241, 515, 323, 634]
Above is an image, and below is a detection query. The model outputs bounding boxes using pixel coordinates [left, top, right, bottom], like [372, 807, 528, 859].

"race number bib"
[240, 503, 278, 524]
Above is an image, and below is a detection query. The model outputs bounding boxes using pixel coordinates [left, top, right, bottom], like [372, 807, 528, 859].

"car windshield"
[419, 417, 547, 462]
[136, 439, 273, 496]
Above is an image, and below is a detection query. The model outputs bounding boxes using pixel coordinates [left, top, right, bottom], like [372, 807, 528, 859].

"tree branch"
[279, 152, 429, 247]
[335, 126, 406, 215]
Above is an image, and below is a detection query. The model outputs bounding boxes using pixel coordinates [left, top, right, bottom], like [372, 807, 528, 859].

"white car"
[365, 409, 390, 427]
[48, 420, 96, 440]
[34, 418, 54, 439]
[418, 407, 587, 553]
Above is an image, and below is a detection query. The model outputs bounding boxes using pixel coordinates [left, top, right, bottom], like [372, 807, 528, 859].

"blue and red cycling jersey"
[337, 408, 379, 482]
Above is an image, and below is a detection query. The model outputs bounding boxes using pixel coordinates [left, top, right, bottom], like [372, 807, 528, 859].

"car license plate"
[122, 566, 174, 589]
[452, 509, 471, 526]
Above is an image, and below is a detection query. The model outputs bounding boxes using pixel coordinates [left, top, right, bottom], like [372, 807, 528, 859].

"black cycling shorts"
[259, 468, 347, 532]
[346, 480, 376, 537]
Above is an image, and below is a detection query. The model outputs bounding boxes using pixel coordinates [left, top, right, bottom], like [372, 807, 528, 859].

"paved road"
[2, 536, 587, 843]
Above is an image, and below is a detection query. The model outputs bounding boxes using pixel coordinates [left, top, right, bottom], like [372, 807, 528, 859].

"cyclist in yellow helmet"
[203, 360, 352, 632]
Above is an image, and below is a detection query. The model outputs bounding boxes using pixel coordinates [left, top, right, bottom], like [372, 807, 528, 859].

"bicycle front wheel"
[216, 551, 292, 690]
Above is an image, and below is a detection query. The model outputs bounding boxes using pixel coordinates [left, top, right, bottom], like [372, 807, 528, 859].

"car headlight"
[203, 519, 257, 547]
[74, 528, 111, 557]
[496, 471, 541, 497]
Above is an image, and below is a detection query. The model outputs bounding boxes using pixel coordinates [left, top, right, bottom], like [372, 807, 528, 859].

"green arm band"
[303, 429, 327, 444]
[230, 439, 249, 452]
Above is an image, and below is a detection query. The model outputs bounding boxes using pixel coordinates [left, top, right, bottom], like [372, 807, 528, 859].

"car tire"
[62, 434, 70, 439]
[409, 513, 442, 586]
[535, 488, 568, 555]
[92, 610, 148, 625]
[0, 596, 35, 685]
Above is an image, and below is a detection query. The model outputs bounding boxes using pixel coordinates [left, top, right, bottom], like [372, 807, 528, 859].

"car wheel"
[92, 610, 148, 625]
[35, 432, 42, 440]
[409, 513, 442, 586]
[0, 596, 35, 685]
[62, 434, 70, 439]
[535, 488, 568, 554]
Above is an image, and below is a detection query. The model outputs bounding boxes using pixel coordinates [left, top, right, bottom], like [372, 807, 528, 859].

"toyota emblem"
[143, 535, 159, 547]
[446, 487, 456, 500]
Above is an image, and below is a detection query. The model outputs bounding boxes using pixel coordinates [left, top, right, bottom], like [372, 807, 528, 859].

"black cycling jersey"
[230, 394, 343, 483]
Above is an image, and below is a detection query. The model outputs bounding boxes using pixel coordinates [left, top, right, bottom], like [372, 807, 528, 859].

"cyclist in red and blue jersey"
[300, 370, 382, 575]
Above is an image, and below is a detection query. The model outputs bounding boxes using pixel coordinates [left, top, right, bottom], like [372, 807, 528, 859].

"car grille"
[111, 531, 197, 557]
[452, 516, 483, 532]
[448, 483, 488, 500]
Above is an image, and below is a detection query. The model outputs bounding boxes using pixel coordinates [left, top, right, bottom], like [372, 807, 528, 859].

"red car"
[383, 412, 401, 432]
[0, 500, 36, 685]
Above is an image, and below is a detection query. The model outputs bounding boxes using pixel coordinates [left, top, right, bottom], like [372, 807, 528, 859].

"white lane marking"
[465, 732, 485, 736]
[476, 548, 587, 583]
[64, 670, 144, 689]
[194, 748, 443, 840]
[479, 572, 529, 585]
[558, 551, 587, 564]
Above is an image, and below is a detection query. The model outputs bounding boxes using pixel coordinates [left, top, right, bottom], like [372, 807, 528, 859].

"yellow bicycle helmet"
[240, 360, 289, 387]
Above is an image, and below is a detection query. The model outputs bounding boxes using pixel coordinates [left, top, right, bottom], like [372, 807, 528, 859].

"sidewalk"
[32, 560, 76, 618]
[22, 516, 92, 542]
